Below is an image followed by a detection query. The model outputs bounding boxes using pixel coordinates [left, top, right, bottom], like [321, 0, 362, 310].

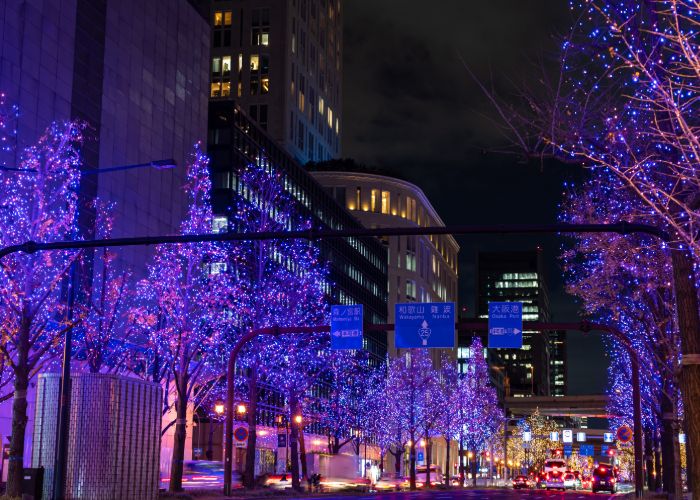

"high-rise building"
[208, 104, 388, 360]
[309, 167, 459, 361]
[204, 0, 343, 164]
[0, 0, 210, 276]
[475, 250, 567, 397]
[0, 0, 210, 466]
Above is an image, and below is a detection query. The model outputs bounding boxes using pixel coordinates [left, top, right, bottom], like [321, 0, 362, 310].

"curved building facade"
[311, 171, 459, 357]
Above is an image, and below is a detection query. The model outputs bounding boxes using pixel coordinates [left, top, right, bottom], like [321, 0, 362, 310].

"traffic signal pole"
[0, 222, 688, 498]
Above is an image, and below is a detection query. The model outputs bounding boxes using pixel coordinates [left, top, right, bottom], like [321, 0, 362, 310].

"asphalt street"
[306, 490, 624, 500]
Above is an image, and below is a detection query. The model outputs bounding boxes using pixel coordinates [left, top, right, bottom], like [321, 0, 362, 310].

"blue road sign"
[579, 444, 594, 456]
[331, 305, 363, 349]
[395, 303, 455, 348]
[563, 444, 573, 457]
[277, 434, 287, 448]
[603, 432, 614, 443]
[417, 452, 425, 463]
[601, 445, 609, 456]
[488, 302, 523, 348]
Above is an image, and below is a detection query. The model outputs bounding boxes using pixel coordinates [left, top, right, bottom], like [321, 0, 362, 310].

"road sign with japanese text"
[331, 305, 363, 350]
[395, 303, 455, 348]
[488, 302, 523, 348]
[579, 444, 594, 456]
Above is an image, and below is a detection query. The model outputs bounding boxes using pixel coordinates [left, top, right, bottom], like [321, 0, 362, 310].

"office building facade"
[0, 0, 210, 466]
[204, 0, 342, 164]
[475, 250, 567, 397]
[208, 103, 388, 360]
[310, 170, 459, 359]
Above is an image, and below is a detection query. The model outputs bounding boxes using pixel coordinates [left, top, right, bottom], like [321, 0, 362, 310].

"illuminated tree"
[221, 162, 329, 489]
[77, 203, 133, 373]
[436, 354, 460, 486]
[130, 143, 230, 492]
[0, 120, 85, 496]
[559, 170, 683, 492]
[461, 337, 503, 484]
[469, 3, 700, 485]
[385, 349, 435, 490]
[508, 409, 558, 473]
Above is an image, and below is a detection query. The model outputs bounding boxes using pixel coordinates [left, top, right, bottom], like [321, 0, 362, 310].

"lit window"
[319, 97, 325, 115]
[327, 107, 333, 128]
[222, 56, 231, 75]
[381, 191, 390, 214]
[221, 81, 231, 97]
[210, 82, 221, 97]
[250, 55, 260, 71]
[214, 11, 223, 26]
[261, 77, 270, 94]
[355, 187, 361, 210]
[371, 189, 379, 212]
[224, 11, 232, 26]
[238, 54, 243, 71]
[335, 118, 339, 135]
[212, 57, 221, 74]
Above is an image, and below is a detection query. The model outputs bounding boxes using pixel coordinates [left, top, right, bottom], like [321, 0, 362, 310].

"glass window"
[327, 107, 333, 128]
[370, 189, 379, 212]
[214, 11, 223, 26]
[210, 82, 221, 97]
[212, 57, 221, 74]
[381, 191, 390, 214]
[319, 97, 324, 115]
[355, 187, 361, 210]
[261, 77, 270, 94]
[224, 11, 232, 25]
[222, 56, 231, 75]
[221, 81, 231, 97]
[250, 55, 260, 71]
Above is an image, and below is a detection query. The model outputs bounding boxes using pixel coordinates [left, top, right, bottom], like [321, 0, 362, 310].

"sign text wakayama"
[395, 302, 455, 348]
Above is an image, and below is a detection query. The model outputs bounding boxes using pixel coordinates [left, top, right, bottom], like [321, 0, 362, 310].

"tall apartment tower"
[205, 0, 343, 164]
[476, 250, 567, 397]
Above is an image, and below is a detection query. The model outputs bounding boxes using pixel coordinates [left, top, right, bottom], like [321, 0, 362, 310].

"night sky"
[342, 1, 608, 394]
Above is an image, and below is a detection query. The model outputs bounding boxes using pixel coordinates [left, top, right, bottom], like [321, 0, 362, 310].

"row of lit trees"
[365, 339, 503, 490]
[0, 101, 334, 495]
[469, 0, 700, 493]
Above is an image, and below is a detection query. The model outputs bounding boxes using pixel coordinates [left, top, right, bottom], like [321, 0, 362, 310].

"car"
[512, 475, 531, 489]
[543, 471, 566, 490]
[581, 475, 593, 489]
[591, 464, 618, 493]
[563, 472, 581, 490]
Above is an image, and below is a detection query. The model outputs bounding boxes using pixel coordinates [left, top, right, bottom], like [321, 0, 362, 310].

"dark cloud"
[343, 0, 608, 394]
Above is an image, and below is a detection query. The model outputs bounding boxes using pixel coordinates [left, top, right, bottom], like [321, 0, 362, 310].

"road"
[310, 490, 626, 500]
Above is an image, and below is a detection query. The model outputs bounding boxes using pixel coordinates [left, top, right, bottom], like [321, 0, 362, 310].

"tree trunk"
[244, 366, 258, 488]
[471, 451, 477, 487]
[298, 421, 308, 482]
[671, 249, 700, 497]
[425, 436, 432, 488]
[661, 391, 677, 495]
[380, 451, 385, 477]
[458, 436, 465, 486]
[390, 446, 402, 477]
[645, 428, 655, 491]
[409, 435, 417, 490]
[654, 435, 663, 492]
[7, 368, 29, 498]
[289, 398, 301, 491]
[169, 386, 188, 492]
[444, 437, 451, 486]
